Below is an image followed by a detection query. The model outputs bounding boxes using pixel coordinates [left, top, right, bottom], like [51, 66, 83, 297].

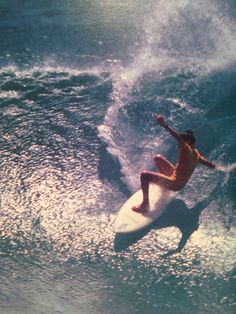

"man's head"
[180, 129, 195, 145]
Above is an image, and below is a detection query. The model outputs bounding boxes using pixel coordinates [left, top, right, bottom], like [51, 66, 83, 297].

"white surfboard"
[115, 184, 174, 234]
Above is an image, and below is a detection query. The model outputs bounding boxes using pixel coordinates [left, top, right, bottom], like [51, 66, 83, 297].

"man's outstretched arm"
[199, 155, 216, 168]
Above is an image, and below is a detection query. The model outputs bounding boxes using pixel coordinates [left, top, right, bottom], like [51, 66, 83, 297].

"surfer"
[132, 115, 216, 213]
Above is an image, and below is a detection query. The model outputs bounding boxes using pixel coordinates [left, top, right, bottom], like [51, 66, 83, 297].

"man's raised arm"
[155, 115, 185, 144]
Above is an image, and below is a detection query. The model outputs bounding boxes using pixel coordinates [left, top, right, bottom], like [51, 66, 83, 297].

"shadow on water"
[114, 195, 214, 256]
[98, 142, 131, 197]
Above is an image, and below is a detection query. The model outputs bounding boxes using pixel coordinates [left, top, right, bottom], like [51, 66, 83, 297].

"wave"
[98, 0, 236, 193]
[0, 61, 235, 297]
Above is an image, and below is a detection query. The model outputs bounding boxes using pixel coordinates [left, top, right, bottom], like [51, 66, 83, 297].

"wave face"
[99, 0, 236, 192]
[0, 1, 235, 313]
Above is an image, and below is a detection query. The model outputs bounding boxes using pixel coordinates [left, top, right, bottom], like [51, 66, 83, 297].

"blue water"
[0, 1, 236, 313]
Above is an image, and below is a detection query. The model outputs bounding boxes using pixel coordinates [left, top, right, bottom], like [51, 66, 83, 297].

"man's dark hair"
[180, 129, 196, 145]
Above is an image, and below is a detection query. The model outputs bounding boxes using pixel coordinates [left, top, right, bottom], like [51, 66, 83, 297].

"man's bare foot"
[132, 202, 149, 213]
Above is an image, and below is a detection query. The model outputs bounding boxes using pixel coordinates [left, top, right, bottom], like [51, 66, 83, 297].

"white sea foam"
[98, 0, 236, 192]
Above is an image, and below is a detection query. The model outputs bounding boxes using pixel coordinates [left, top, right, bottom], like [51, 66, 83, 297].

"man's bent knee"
[153, 154, 164, 164]
[140, 171, 151, 181]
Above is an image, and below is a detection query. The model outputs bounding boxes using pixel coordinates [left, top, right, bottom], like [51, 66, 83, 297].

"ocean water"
[0, 0, 236, 313]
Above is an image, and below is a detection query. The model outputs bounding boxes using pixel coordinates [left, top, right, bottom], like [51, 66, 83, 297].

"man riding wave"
[132, 115, 216, 213]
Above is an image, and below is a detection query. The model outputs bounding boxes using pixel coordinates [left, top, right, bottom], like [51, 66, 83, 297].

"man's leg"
[132, 171, 173, 213]
[154, 154, 175, 176]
